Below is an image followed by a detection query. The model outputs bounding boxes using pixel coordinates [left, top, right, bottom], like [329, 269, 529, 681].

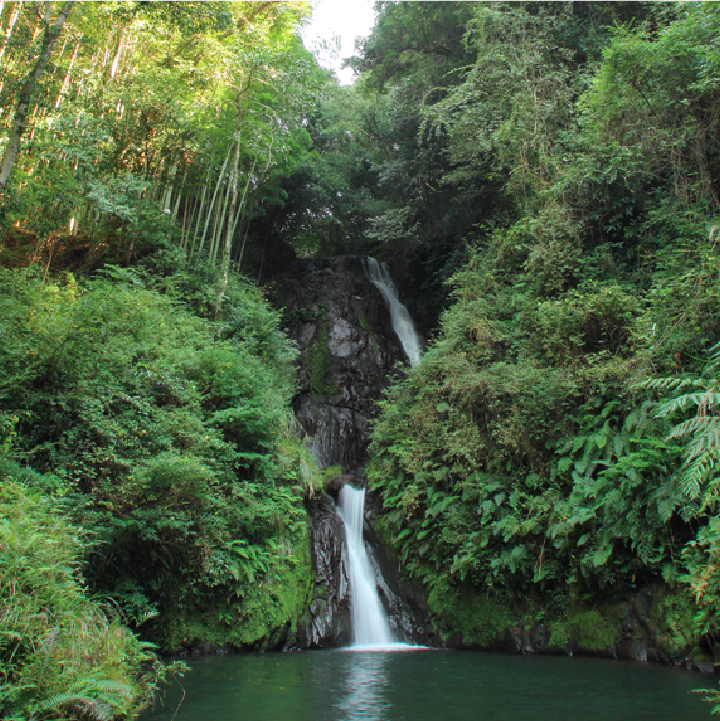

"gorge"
[275, 256, 716, 669]
[2, 2, 720, 719]
[274, 254, 429, 649]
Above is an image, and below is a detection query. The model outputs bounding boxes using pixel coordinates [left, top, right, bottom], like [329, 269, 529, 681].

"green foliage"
[0, 476, 185, 721]
[427, 580, 508, 646]
[0, 265, 317, 653]
[364, 0, 720, 653]
[646, 588, 696, 655]
[308, 314, 339, 395]
[548, 606, 621, 652]
[0, 0, 318, 285]
[653, 342, 720, 507]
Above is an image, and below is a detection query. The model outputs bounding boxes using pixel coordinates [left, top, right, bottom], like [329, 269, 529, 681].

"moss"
[309, 315, 339, 394]
[374, 515, 397, 550]
[428, 580, 508, 645]
[154, 520, 314, 652]
[645, 588, 696, 655]
[357, 310, 382, 381]
[548, 604, 621, 651]
[357, 310, 371, 333]
[691, 646, 713, 663]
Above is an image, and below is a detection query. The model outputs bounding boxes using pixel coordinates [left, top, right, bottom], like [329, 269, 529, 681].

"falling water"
[364, 258, 422, 366]
[338, 485, 393, 646]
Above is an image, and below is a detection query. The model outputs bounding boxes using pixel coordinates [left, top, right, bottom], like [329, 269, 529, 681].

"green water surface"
[144, 649, 715, 721]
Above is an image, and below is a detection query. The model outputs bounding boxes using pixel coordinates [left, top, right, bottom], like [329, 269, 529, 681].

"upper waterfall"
[363, 258, 422, 366]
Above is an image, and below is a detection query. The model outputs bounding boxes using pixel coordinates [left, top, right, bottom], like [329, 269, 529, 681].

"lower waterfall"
[338, 485, 393, 646]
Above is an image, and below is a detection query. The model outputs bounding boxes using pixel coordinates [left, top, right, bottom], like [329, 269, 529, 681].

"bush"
[0, 266, 318, 651]
[0, 476, 182, 721]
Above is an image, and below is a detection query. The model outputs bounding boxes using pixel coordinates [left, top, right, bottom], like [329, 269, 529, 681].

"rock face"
[431, 584, 716, 671]
[297, 495, 351, 648]
[272, 255, 430, 646]
[276, 255, 406, 475]
[364, 489, 435, 646]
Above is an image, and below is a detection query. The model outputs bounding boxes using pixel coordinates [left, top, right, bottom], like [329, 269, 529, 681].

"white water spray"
[364, 258, 422, 366]
[338, 485, 393, 646]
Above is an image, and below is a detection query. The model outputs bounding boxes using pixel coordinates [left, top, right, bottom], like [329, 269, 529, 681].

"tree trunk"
[215, 138, 241, 316]
[0, 1, 74, 189]
[0, 2, 21, 72]
[197, 144, 232, 257]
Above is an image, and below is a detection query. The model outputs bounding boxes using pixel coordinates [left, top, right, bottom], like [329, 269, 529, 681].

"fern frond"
[84, 679, 134, 699]
[655, 394, 696, 418]
[644, 377, 692, 392]
[656, 388, 719, 417]
[681, 448, 720, 503]
[667, 416, 720, 441]
[32, 693, 115, 721]
[683, 423, 720, 464]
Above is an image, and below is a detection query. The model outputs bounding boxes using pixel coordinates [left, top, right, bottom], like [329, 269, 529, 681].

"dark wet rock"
[269, 256, 431, 647]
[435, 585, 717, 673]
[272, 255, 406, 475]
[268, 256, 434, 647]
[364, 488, 435, 645]
[297, 494, 351, 648]
[325, 474, 363, 499]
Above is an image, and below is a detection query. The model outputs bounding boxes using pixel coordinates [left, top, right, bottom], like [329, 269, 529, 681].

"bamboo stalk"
[0, 2, 74, 189]
[171, 170, 187, 223]
[209, 178, 228, 263]
[189, 176, 208, 259]
[110, 31, 124, 79]
[214, 159, 233, 262]
[179, 194, 189, 251]
[0, 4, 22, 72]
[197, 144, 232, 257]
[236, 200, 253, 269]
[215, 138, 242, 315]
[232, 157, 256, 241]
[55, 37, 81, 108]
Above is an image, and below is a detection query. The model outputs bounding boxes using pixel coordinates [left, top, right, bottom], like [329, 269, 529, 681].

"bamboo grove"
[0, 1, 321, 309]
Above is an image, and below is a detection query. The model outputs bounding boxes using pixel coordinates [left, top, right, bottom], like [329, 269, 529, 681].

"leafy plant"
[0, 475, 186, 721]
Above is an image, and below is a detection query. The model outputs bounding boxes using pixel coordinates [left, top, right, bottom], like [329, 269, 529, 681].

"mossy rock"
[309, 315, 340, 394]
[428, 581, 508, 646]
[643, 587, 696, 656]
[152, 525, 313, 652]
[548, 604, 621, 652]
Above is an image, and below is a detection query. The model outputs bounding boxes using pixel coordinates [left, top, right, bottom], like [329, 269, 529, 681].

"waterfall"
[363, 257, 422, 366]
[338, 485, 393, 647]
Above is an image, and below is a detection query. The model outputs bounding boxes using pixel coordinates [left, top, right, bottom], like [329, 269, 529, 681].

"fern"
[31, 693, 114, 721]
[653, 343, 720, 506]
[83, 679, 135, 699]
